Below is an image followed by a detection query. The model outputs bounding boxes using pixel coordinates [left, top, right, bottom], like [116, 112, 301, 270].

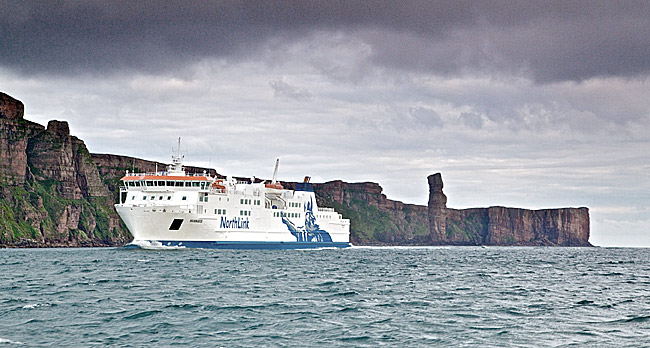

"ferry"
[114, 139, 351, 249]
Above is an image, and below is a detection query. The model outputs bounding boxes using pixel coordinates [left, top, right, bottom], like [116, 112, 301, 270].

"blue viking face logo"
[281, 198, 333, 242]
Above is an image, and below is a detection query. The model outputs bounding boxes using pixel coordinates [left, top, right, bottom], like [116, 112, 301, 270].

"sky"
[1, 1, 649, 246]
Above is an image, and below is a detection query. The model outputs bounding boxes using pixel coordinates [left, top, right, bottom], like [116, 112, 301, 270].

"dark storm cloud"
[1, 1, 649, 82]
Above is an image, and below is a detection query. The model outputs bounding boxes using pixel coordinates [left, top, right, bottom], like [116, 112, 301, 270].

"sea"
[1, 246, 650, 347]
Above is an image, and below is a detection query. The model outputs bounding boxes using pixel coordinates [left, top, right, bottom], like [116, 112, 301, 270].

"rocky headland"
[0, 92, 128, 247]
[0, 92, 591, 247]
[426, 174, 590, 246]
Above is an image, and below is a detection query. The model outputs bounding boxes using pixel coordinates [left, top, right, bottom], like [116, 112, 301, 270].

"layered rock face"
[313, 174, 590, 246]
[428, 173, 591, 246]
[0, 93, 128, 247]
[310, 181, 430, 245]
[0, 93, 43, 186]
[29, 120, 108, 199]
[0, 92, 24, 121]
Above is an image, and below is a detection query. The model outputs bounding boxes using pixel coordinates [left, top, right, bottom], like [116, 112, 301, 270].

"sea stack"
[427, 173, 447, 241]
[425, 172, 591, 246]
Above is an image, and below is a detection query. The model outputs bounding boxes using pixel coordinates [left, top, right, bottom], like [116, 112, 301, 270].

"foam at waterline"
[0, 337, 25, 345]
[350, 245, 452, 250]
[295, 246, 348, 251]
[126, 240, 187, 250]
[21, 303, 51, 309]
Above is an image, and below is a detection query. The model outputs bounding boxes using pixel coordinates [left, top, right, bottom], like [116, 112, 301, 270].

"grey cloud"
[408, 106, 444, 128]
[1, 1, 649, 82]
[459, 112, 484, 130]
[269, 79, 312, 101]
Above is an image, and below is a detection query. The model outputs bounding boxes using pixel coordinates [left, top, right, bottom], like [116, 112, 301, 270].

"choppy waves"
[2, 247, 650, 346]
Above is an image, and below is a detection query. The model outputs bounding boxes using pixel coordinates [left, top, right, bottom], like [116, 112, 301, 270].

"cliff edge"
[427, 173, 591, 246]
[0, 92, 128, 247]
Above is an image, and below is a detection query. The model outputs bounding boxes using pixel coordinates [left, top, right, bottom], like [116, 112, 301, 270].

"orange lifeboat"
[265, 182, 284, 190]
[211, 179, 226, 193]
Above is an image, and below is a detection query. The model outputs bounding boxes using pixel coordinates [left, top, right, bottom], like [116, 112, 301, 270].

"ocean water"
[1, 246, 650, 347]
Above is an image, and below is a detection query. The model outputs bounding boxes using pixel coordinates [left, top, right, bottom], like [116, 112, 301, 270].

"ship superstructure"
[114, 139, 350, 249]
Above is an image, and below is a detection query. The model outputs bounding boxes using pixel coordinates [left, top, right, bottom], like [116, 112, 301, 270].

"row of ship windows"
[134, 195, 187, 201]
[127, 181, 208, 189]
[273, 212, 301, 218]
[133, 194, 258, 205]
[288, 202, 302, 208]
[131, 195, 324, 220]
[217, 210, 315, 216]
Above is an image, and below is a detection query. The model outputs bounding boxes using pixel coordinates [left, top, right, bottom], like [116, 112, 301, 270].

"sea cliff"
[0, 92, 128, 247]
[0, 92, 591, 247]
[426, 174, 591, 246]
[307, 175, 590, 247]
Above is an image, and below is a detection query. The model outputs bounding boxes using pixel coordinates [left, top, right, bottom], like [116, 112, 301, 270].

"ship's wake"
[125, 240, 187, 250]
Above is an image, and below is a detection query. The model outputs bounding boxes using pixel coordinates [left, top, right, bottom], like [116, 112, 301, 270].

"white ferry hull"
[116, 205, 351, 249]
[114, 145, 350, 249]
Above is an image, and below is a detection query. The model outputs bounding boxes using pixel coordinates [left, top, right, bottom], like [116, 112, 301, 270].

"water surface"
[1, 246, 649, 347]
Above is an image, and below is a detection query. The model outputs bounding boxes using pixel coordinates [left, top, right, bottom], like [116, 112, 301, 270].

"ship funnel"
[271, 158, 280, 184]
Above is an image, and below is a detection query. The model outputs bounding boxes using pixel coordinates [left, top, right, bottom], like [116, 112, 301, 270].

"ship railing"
[127, 172, 157, 176]
[318, 207, 335, 212]
[125, 171, 211, 177]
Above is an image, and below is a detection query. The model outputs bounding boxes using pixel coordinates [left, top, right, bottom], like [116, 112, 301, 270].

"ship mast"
[176, 137, 181, 159]
[167, 137, 184, 175]
[271, 158, 280, 184]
